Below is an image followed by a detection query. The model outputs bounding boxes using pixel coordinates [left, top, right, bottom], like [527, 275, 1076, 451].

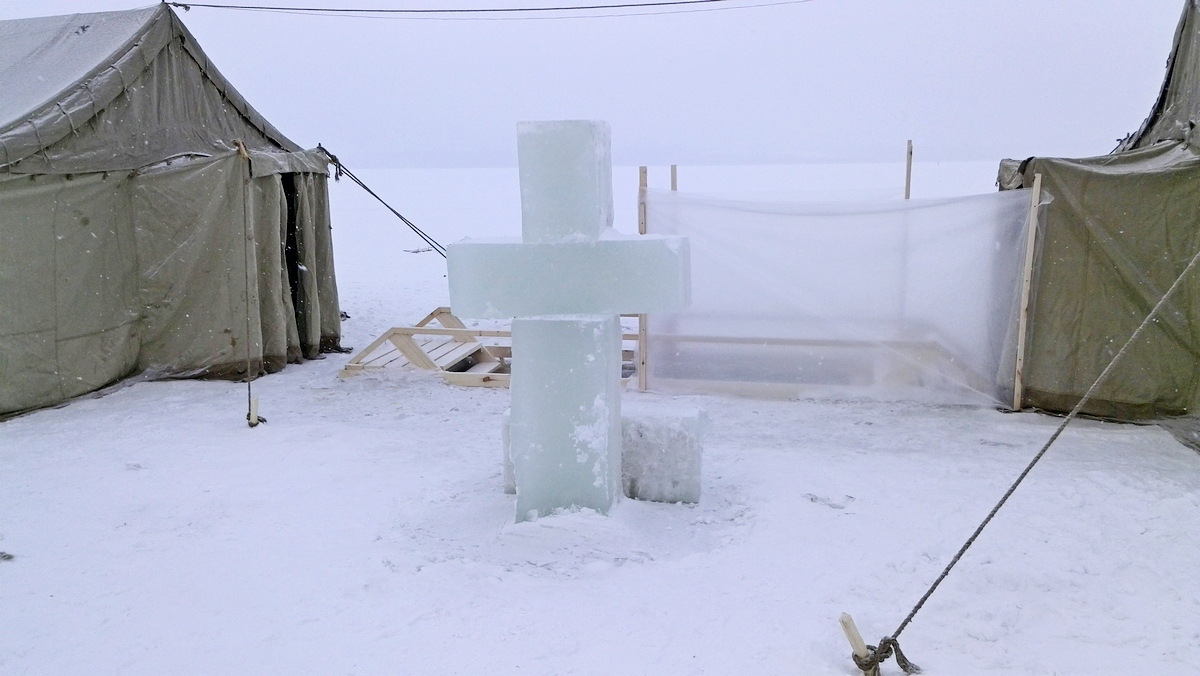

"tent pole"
[1013, 172, 1043, 411]
[236, 140, 264, 428]
[638, 166, 649, 392]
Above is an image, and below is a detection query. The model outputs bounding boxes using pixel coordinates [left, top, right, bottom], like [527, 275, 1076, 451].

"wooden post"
[904, 139, 913, 200]
[670, 164, 677, 191]
[839, 613, 877, 676]
[1012, 172, 1043, 411]
[638, 166, 649, 392]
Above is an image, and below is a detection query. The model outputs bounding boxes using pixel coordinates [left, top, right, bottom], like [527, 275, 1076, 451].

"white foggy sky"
[0, 0, 1187, 167]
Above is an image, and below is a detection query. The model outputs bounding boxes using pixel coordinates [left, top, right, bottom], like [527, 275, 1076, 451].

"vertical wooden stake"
[638, 166, 648, 234]
[637, 166, 649, 392]
[904, 139, 913, 200]
[670, 164, 677, 191]
[248, 396, 261, 428]
[839, 613, 876, 676]
[1013, 172, 1043, 411]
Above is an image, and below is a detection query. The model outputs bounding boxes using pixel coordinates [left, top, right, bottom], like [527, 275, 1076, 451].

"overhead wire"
[167, 0, 812, 20]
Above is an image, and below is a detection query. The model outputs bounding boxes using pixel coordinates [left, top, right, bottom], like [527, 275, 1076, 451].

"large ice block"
[621, 403, 706, 504]
[517, 120, 613, 243]
[509, 316, 623, 521]
[447, 234, 690, 319]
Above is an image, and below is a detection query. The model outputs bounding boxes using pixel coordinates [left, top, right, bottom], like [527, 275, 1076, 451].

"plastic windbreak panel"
[644, 188, 1033, 405]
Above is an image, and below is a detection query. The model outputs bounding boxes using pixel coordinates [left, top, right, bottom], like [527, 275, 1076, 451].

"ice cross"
[448, 120, 690, 522]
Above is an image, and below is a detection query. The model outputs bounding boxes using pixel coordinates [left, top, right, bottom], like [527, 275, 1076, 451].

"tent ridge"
[0, 5, 300, 172]
[0, 7, 176, 170]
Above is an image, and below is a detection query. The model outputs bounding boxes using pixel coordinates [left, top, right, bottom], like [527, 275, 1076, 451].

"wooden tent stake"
[839, 613, 878, 676]
[248, 396, 261, 428]
[1013, 172, 1043, 411]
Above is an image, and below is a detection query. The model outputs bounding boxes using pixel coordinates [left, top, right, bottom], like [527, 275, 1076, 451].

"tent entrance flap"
[281, 171, 304, 355]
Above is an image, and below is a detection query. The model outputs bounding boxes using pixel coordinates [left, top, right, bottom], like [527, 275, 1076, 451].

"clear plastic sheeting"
[644, 188, 1035, 406]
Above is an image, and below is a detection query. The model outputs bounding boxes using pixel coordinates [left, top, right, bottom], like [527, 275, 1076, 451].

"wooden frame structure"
[340, 307, 510, 386]
[341, 307, 640, 387]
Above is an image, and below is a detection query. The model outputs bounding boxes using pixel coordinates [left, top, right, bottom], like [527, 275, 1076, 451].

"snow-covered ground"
[3, 163, 1198, 675]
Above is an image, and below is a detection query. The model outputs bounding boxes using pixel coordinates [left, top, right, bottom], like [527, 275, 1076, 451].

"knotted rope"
[853, 637, 920, 674]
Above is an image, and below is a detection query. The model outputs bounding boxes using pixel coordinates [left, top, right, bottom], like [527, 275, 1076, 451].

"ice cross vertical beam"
[447, 121, 690, 522]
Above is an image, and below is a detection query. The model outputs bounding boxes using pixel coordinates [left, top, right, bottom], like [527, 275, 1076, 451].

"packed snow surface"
[2, 164, 1198, 674]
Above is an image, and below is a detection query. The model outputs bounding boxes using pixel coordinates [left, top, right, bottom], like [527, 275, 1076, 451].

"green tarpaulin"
[1000, 0, 1200, 434]
[0, 6, 341, 415]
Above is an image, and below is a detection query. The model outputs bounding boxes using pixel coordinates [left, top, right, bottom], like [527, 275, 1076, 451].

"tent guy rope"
[318, 146, 447, 258]
[842, 234, 1200, 674]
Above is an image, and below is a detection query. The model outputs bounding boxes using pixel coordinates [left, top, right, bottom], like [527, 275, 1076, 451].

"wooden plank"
[638, 314, 648, 392]
[638, 166, 648, 235]
[638, 169, 650, 391]
[358, 347, 400, 367]
[387, 333, 438, 369]
[1013, 172, 1043, 411]
[464, 360, 504, 373]
[424, 337, 463, 361]
[390, 326, 512, 339]
[431, 307, 469, 331]
[442, 371, 511, 388]
[434, 341, 485, 370]
[343, 329, 400, 367]
[652, 333, 943, 349]
[414, 307, 445, 328]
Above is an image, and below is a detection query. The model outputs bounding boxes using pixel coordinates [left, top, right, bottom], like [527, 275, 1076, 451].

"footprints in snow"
[801, 493, 856, 510]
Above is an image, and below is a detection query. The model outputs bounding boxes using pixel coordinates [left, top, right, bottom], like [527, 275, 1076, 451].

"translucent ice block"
[508, 315, 622, 521]
[503, 404, 708, 504]
[447, 234, 690, 319]
[620, 403, 707, 504]
[517, 120, 613, 243]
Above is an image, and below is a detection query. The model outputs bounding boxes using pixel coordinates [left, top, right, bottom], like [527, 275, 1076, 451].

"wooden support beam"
[638, 166, 648, 234]
[1013, 172, 1043, 411]
[638, 166, 650, 392]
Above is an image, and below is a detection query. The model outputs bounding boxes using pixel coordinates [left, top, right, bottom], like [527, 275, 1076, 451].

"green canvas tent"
[999, 0, 1200, 424]
[0, 5, 342, 416]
